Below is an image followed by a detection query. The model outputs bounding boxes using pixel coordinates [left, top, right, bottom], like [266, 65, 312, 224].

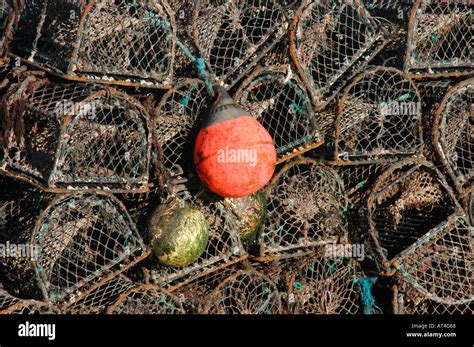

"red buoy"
[194, 86, 276, 198]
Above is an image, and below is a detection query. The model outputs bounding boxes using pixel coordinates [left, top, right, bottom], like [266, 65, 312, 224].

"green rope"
[354, 276, 382, 315]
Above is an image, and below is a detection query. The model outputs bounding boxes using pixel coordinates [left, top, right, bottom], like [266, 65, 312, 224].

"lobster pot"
[149, 192, 245, 290]
[205, 270, 282, 314]
[394, 274, 473, 315]
[335, 67, 422, 163]
[0, 289, 54, 314]
[0, 76, 154, 193]
[290, 0, 387, 110]
[63, 276, 137, 314]
[0, 0, 15, 60]
[11, 0, 175, 88]
[0, 192, 148, 305]
[405, 0, 473, 78]
[286, 256, 364, 314]
[193, 0, 289, 86]
[107, 284, 185, 314]
[366, 159, 463, 268]
[394, 216, 473, 307]
[234, 65, 322, 163]
[433, 78, 473, 195]
[154, 79, 212, 177]
[259, 158, 347, 259]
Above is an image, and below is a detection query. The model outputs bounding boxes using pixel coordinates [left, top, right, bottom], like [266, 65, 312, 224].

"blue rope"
[354, 276, 382, 315]
[146, 10, 215, 94]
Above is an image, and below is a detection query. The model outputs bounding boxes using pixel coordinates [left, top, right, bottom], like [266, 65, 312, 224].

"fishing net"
[394, 274, 473, 315]
[170, 264, 239, 313]
[290, 0, 387, 110]
[259, 158, 347, 260]
[405, 0, 473, 78]
[0, 0, 15, 61]
[366, 158, 462, 268]
[0, 175, 47, 241]
[11, 0, 175, 88]
[148, 192, 245, 290]
[0, 76, 155, 193]
[63, 276, 137, 314]
[286, 256, 364, 314]
[153, 79, 212, 177]
[433, 77, 473, 194]
[107, 284, 185, 314]
[205, 270, 282, 314]
[234, 65, 323, 163]
[0, 192, 149, 305]
[192, 0, 290, 87]
[0, 288, 55, 314]
[335, 67, 422, 163]
[394, 215, 473, 306]
[335, 162, 389, 203]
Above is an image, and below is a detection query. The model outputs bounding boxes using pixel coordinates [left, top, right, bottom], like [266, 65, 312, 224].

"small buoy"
[148, 197, 209, 268]
[194, 85, 277, 198]
[224, 190, 267, 243]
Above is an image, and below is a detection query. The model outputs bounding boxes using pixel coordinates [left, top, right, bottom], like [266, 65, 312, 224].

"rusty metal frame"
[432, 77, 473, 205]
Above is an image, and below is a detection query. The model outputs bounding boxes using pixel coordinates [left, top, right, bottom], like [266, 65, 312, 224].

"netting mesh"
[1, 76, 154, 193]
[0, 192, 148, 305]
[405, 0, 473, 77]
[153, 79, 211, 176]
[107, 284, 185, 314]
[11, 0, 175, 88]
[335, 162, 389, 202]
[203, 270, 281, 314]
[193, 0, 289, 86]
[148, 192, 244, 290]
[259, 158, 347, 259]
[367, 159, 461, 266]
[395, 216, 473, 306]
[434, 78, 473, 192]
[394, 274, 473, 315]
[0, 0, 14, 59]
[0, 175, 47, 241]
[64, 276, 137, 314]
[0, 288, 54, 314]
[287, 256, 363, 314]
[335, 67, 422, 163]
[235, 65, 322, 163]
[290, 0, 386, 109]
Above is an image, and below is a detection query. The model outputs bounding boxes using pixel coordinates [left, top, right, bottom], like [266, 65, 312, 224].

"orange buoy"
[194, 86, 276, 198]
